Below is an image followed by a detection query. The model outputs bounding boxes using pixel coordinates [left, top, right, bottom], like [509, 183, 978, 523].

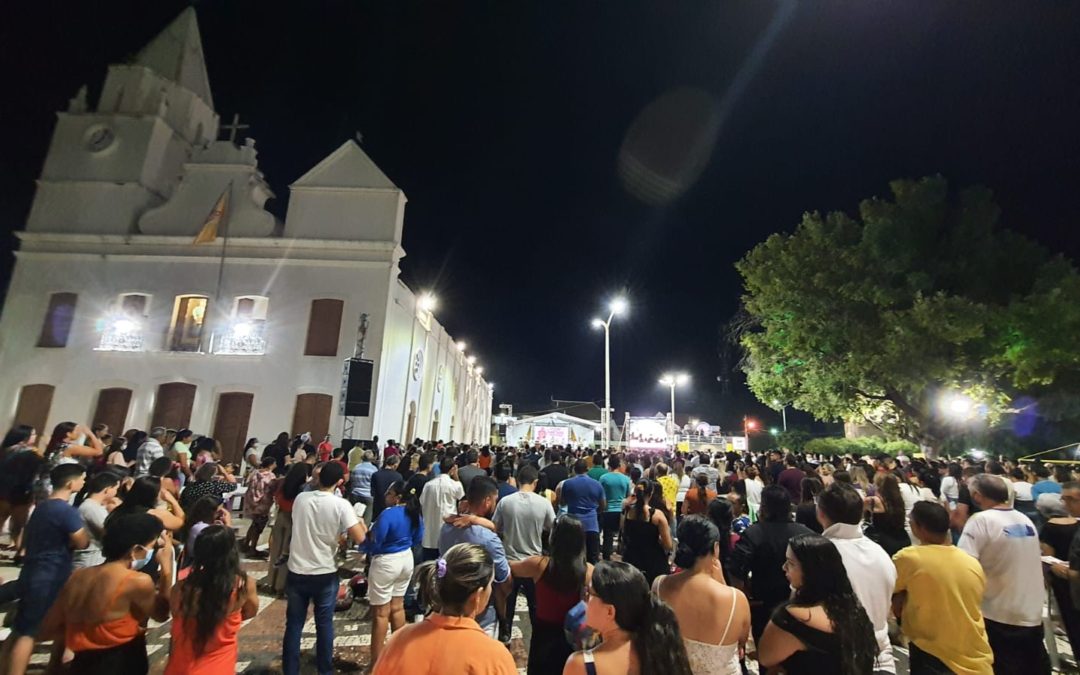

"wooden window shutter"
[304, 299, 343, 357]
[37, 293, 78, 348]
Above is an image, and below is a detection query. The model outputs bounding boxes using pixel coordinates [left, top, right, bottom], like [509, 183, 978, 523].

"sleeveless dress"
[67, 571, 149, 673]
[653, 577, 741, 675]
[622, 506, 669, 584]
[165, 582, 244, 674]
[769, 603, 843, 674]
[528, 564, 582, 675]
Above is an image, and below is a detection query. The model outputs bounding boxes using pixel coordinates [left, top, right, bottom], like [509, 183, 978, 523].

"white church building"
[0, 9, 492, 462]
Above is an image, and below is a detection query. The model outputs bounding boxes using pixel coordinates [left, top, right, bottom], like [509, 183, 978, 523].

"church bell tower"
[25, 8, 219, 235]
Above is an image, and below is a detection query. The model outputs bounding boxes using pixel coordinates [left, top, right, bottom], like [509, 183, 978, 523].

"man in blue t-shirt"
[6, 463, 89, 675]
[559, 458, 607, 563]
[598, 454, 632, 560]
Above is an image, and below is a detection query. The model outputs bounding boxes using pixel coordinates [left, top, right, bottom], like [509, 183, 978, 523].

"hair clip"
[436, 557, 448, 579]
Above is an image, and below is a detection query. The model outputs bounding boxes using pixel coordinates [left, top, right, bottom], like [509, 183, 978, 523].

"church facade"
[0, 9, 492, 461]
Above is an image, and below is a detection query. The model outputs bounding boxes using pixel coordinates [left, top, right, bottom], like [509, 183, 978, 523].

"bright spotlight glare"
[609, 297, 628, 315]
[591, 318, 604, 329]
[675, 373, 690, 386]
[940, 392, 974, 419]
[457, 341, 467, 352]
[467, 355, 477, 365]
[113, 318, 137, 334]
[475, 366, 484, 375]
[233, 321, 253, 337]
[418, 293, 437, 312]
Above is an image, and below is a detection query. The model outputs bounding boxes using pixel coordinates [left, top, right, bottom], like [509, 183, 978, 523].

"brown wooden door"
[151, 383, 196, 430]
[93, 388, 132, 435]
[292, 393, 332, 443]
[212, 393, 253, 465]
[14, 384, 54, 434]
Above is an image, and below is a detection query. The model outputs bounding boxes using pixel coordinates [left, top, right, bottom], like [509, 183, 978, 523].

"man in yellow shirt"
[893, 501, 994, 675]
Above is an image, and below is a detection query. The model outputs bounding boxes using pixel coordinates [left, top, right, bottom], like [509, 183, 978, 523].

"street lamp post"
[773, 399, 788, 432]
[592, 297, 627, 449]
[659, 373, 689, 433]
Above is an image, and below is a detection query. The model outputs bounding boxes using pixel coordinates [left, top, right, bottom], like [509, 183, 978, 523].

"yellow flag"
[193, 187, 229, 244]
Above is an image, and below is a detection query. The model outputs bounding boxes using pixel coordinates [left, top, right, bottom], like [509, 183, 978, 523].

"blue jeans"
[283, 571, 338, 675]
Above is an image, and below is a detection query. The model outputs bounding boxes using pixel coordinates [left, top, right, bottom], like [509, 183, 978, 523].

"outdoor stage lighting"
[233, 321, 253, 337]
[467, 355, 477, 365]
[475, 366, 484, 375]
[113, 318, 138, 334]
[457, 341, 467, 351]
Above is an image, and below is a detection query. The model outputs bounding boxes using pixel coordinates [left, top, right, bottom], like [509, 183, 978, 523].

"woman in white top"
[743, 465, 764, 521]
[653, 516, 750, 675]
[939, 462, 962, 510]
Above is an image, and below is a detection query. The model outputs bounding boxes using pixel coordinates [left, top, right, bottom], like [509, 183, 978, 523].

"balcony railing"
[214, 321, 267, 356]
[96, 318, 144, 352]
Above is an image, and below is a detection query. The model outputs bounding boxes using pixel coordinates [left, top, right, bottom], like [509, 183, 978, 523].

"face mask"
[131, 546, 155, 570]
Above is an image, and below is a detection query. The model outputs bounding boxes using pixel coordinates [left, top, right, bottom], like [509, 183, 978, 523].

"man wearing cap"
[135, 427, 167, 477]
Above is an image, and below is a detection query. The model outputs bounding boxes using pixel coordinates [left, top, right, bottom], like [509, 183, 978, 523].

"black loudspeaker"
[343, 358, 374, 416]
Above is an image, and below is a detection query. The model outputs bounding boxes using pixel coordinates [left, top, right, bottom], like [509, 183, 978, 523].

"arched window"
[217, 295, 268, 355]
[169, 295, 208, 352]
[151, 382, 196, 430]
[93, 388, 132, 434]
[99, 293, 150, 351]
[37, 293, 77, 348]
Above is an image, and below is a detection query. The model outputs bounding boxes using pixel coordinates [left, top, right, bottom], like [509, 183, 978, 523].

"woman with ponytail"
[364, 480, 424, 665]
[564, 560, 692, 675]
[655, 516, 750, 675]
[165, 525, 258, 673]
[372, 543, 515, 674]
[72, 472, 121, 569]
[682, 473, 717, 516]
[620, 479, 672, 585]
[757, 533, 877, 674]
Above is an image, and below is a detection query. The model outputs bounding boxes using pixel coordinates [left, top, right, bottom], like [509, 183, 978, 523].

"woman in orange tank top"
[166, 524, 259, 674]
[39, 512, 173, 673]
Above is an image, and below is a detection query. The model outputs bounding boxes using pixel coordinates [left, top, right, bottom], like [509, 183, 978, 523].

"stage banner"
[627, 418, 669, 452]
[732, 436, 748, 450]
[534, 425, 569, 446]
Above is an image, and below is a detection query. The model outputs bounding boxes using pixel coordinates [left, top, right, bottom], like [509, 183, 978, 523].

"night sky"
[2, 2, 1079, 432]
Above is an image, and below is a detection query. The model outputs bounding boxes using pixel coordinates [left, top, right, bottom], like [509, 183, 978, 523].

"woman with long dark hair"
[365, 480, 424, 665]
[39, 513, 172, 673]
[72, 472, 121, 569]
[704, 498, 736, 581]
[865, 473, 911, 556]
[0, 425, 41, 555]
[511, 515, 592, 675]
[373, 543, 516, 674]
[620, 479, 673, 585]
[178, 495, 231, 570]
[263, 462, 310, 594]
[165, 525, 258, 673]
[758, 534, 878, 674]
[36, 422, 104, 499]
[682, 473, 717, 516]
[654, 516, 750, 675]
[794, 477, 824, 534]
[564, 560, 692, 675]
[107, 475, 185, 532]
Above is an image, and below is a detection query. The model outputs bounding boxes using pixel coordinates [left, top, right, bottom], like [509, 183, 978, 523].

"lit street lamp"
[659, 373, 689, 431]
[772, 399, 788, 432]
[592, 296, 627, 449]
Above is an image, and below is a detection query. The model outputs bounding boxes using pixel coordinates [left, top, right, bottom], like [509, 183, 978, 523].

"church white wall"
[284, 189, 404, 242]
[0, 250, 396, 444]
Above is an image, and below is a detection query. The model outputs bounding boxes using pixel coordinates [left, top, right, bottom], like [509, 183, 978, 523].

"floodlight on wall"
[418, 293, 437, 312]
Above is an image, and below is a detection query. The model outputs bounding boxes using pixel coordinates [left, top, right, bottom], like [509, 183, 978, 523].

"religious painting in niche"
[151, 382, 196, 430]
[304, 299, 344, 357]
[170, 296, 208, 352]
[212, 392, 253, 465]
[37, 292, 78, 348]
[412, 350, 424, 382]
[13, 384, 54, 435]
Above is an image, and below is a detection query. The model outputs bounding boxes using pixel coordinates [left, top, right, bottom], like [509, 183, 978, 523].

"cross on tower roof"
[220, 113, 250, 143]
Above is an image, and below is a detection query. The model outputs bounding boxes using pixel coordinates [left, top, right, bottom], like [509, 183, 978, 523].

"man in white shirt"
[959, 473, 1050, 674]
[282, 462, 366, 675]
[817, 482, 897, 674]
[419, 456, 464, 561]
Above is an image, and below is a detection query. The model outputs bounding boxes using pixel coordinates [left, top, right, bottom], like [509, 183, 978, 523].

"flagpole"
[214, 181, 233, 303]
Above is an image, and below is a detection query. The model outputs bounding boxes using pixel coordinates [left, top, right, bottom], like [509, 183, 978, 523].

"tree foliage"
[735, 176, 1080, 453]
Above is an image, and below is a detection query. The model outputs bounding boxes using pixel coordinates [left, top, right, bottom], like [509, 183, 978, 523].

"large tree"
[735, 176, 1080, 454]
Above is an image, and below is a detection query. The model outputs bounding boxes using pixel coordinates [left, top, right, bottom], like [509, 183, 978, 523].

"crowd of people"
[0, 419, 1076, 674]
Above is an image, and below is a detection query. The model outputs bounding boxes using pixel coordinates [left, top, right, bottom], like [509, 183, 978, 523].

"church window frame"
[37, 292, 78, 348]
[168, 294, 210, 353]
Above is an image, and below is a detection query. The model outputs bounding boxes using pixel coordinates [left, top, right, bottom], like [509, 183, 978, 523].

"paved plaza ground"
[1, 516, 1076, 674]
